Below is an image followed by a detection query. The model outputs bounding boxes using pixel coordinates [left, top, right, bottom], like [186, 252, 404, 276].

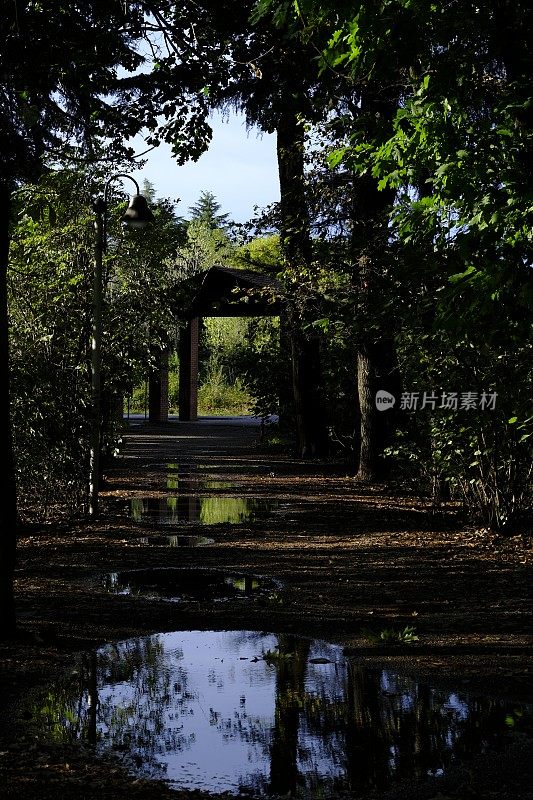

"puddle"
[34, 630, 531, 798]
[129, 496, 276, 525]
[166, 477, 237, 491]
[136, 535, 215, 547]
[162, 465, 236, 492]
[103, 569, 273, 602]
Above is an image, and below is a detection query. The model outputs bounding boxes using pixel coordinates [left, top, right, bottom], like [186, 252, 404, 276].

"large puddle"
[129, 496, 276, 526]
[35, 630, 530, 798]
[103, 569, 275, 602]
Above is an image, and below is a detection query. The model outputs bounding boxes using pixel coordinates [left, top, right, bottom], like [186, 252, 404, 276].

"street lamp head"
[121, 193, 155, 229]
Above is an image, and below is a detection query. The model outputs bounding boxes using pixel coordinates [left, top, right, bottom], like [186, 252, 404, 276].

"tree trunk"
[357, 344, 376, 480]
[276, 310, 294, 432]
[357, 338, 401, 480]
[351, 156, 400, 480]
[0, 182, 18, 638]
[289, 312, 329, 457]
[277, 109, 329, 457]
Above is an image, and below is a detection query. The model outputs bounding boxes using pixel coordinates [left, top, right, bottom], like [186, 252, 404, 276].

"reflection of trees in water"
[31, 659, 90, 744]
[200, 496, 255, 524]
[32, 632, 527, 798]
[344, 665, 397, 794]
[32, 635, 194, 779]
[131, 496, 200, 524]
[269, 635, 312, 797]
[130, 495, 271, 525]
[96, 636, 194, 780]
[250, 650, 523, 798]
[342, 667, 518, 794]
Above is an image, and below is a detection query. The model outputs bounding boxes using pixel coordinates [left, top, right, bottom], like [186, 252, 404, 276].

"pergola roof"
[176, 265, 282, 318]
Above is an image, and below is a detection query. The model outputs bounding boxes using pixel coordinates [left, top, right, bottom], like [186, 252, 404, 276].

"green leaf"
[327, 148, 347, 168]
[449, 265, 476, 283]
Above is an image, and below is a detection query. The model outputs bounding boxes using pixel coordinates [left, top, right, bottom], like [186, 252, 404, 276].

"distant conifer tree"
[188, 190, 231, 230]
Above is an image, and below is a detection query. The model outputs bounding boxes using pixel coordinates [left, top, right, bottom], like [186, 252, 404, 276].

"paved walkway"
[124, 413, 279, 426]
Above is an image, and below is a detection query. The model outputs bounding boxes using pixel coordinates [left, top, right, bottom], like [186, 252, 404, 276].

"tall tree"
[0, 0, 152, 638]
[188, 190, 231, 230]
[294, 0, 533, 520]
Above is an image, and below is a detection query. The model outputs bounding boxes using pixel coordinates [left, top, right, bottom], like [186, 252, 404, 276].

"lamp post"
[89, 174, 154, 516]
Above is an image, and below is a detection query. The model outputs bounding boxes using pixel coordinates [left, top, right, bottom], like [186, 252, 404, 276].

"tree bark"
[277, 108, 329, 457]
[0, 182, 18, 638]
[351, 169, 400, 481]
[357, 338, 401, 480]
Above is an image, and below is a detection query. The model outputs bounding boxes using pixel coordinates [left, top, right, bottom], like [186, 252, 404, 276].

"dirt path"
[1, 417, 532, 799]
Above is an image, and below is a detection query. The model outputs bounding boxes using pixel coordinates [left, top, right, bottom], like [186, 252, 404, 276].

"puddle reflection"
[137, 535, 215, 548]
[104, 569, 270, 602]
[35, 630, 531, 798]
[130, 496, 276, 525]
[164, 464, 236, 492]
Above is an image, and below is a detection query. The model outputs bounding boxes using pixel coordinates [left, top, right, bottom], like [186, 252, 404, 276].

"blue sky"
[128, 111, 280, 224]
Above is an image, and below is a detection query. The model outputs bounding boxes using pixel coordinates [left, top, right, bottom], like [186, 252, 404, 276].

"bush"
[197, 362, 251, 415]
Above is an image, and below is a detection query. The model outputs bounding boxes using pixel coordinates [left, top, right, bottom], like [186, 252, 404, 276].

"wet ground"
[1, 416, 532, 800]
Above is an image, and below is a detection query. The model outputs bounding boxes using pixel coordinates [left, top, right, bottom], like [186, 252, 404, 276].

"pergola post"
[178, 317, 199, 421]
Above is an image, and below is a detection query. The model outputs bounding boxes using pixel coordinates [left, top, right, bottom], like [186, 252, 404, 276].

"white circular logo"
[375, 390, 396, 411]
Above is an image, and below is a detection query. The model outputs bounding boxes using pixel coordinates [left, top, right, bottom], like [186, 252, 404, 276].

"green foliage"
[198, 318, 254, 414]
[233, 235, 282, 274]
[232, 317, 284, 420]
[8, 170, 184, 516]
[9, 172, 96, 515]
[125, 383, 149, 416]
[103, 187, 185, 396]
[388, 322, 533, 530]
[504, 708, 533, 736]
[168, 352, 180, 412]
[173, 219, 236, 280]
[202, 317, 251, 379]
[363, 626, 420, 645]
[1, 2, 147, 183]
[270, 0, 533, 524]
[256, 429, 293, 454]
[197, 362, 251, 416]
[197, 315, 282, 419]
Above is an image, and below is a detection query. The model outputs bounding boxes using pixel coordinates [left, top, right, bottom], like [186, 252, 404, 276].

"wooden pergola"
[148, 266, 282, 422]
